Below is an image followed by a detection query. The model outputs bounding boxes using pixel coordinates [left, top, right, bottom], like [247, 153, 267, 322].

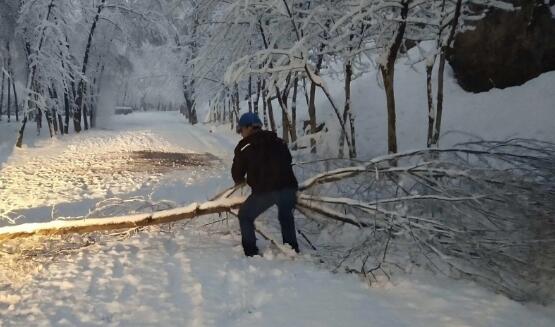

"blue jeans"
[238, 189, 299, 256]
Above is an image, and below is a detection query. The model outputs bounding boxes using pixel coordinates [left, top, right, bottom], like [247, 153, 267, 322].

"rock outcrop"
[448, 1, 555, 92]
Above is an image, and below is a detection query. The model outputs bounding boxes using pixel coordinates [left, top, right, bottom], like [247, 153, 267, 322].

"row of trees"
[0, 0, 177, 146]
[186, 0, 513, 157]
[1, 0, 513, 153]
[0, 42, 20, 123]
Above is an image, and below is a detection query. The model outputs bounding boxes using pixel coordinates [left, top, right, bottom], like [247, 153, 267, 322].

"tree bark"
[340, 60, 356, 158]
[254, 76, 261, 115]
[308, 44, 325, 153]
[266, 94, 276, 133]
[7, 41, 18, 122]
[6, 60, 11, 123]
[0, 59, 4, 121]
[75, 0, 106, 133]
[426, 64, 435, 147]
[431, 0, 463, 147]
[291, 74, 298, 149]
[378, 0, 409, 154]
[0, 197, 246, 242]
[248, 75, 253, 113]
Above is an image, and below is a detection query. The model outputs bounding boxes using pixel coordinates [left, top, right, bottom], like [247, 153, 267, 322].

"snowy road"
[1, 112, 553, 326]
[2, 226, 554, 327]
[0, 112, 236, 226]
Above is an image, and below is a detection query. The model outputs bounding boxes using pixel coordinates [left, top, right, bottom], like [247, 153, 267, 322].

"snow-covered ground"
[0, 113, 236, 226]
[1, 111, 554, 326]
[2, 225, 554, 327]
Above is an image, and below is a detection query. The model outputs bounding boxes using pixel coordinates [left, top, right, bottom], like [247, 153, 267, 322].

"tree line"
[188, 0, 513, 157]
[1, 0, 514, 153]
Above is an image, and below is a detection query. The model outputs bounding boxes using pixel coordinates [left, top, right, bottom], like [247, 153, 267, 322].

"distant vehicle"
[114, 106, 134, 115]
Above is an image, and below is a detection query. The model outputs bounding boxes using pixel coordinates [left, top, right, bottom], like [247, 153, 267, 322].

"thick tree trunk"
[0, 197, 246, 242]
[15, 116, 28, 148]
[378, 0, 409, 154]
[380, 67, 398, 154]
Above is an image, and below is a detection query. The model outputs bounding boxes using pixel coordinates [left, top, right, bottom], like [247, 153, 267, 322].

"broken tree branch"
[0, 197, 246, 242]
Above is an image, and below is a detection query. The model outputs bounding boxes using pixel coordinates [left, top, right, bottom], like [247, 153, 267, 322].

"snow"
[0, 112, 237, 226]
[2, 225, 554, 327]
[253, 54, 555, 159]
[1, 80, 554, 325]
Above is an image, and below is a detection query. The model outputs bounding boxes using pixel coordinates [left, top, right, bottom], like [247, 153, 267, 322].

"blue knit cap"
[238, 112, 263, 128]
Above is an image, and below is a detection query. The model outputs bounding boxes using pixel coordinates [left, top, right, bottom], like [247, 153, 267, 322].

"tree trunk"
[380, 67, 398, 154]
[7, 42, 18, 122]
[58, 113, 64, 135]
[11, 69, 18, 122]
[291, 74, 299, 149]
[267, 94, 276, 133]
[45, 108, 54, 137]
[234, 83, 240, 117]
[0, 59, 4, 121]
[15, 116, 28, 148]
[340, 61, 356, 158]
[307, 44, 325, 153]
[75, 0, 106, 133]
[254, 76, 261, 114]
[426, 63, 435, 147]
[276, 83, 293, 143]
[378, 0, 409, 154]
[431, 0, 462, 147]
[6, 63, 11, 123]
[282, 105, 290, 143]
[261, 80, 268, 128]
[63, 87, 70, 134]
[49, 86, 58, 134]
[0, 197, 246, 242]
[248, 75, 253, 113]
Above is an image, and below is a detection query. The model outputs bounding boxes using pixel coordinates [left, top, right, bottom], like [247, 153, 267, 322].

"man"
[232, 112, 300, 256]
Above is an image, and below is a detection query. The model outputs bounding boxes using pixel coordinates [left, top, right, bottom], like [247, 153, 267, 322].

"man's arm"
[231, 144, 248, 184]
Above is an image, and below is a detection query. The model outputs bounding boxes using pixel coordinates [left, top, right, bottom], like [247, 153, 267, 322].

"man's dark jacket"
[232, 130, 298, 194]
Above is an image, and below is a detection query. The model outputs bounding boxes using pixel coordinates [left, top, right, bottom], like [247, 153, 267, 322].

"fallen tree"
[0, 197, 246, 242]
[0, 139, 553, 302]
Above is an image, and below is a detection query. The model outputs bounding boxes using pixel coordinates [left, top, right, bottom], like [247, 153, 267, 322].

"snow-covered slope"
[228, 60, 555, 158]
